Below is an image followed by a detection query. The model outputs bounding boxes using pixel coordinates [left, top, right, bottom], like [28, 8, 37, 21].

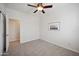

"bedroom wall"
[40, 3, 79, 53]
[5, 8, 40, 43]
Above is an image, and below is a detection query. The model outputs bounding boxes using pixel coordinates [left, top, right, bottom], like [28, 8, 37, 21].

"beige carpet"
[5, 39, 79, 56]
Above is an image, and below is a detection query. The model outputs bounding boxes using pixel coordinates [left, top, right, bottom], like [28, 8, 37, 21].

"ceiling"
[4, 3, 53, 14]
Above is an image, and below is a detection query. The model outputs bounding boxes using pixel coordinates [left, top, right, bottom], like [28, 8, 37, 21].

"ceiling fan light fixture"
[37, 6, 43, 11]
[27, 3, 53, 13]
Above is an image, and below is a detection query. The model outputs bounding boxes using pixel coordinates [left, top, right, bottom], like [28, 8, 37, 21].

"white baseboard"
[20, 39, 39, 44]
[43, 39, 79, 54]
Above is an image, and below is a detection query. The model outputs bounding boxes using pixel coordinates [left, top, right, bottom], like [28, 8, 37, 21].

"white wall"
[6, 8, 40, 43]
[40, 3, 79, 53]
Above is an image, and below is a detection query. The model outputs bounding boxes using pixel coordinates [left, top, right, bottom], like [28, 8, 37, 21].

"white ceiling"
[4, 3, 35, 13]
[4, 3, 53, 14]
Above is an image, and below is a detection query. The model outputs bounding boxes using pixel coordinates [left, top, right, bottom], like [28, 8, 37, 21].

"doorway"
[8, 19, 20, 49]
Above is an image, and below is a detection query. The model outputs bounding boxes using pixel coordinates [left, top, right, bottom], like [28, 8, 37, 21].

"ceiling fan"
[27, 3, 53, 14]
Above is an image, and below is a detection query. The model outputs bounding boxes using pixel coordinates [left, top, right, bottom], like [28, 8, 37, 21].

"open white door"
[0, 13, 4, 55]
[6, 15, 9, 52]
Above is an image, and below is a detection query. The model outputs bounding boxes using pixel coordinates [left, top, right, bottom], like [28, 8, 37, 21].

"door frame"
[5, 15, 9, 52]
[8, 18, 20, 43]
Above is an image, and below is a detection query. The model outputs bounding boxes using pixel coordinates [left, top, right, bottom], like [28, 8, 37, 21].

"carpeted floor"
[5, 39, 79, 56]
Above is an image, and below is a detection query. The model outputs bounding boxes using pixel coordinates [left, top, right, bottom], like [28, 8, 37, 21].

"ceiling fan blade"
[43, 5, 53, 8]
[42, 10, 45, 13]
[33, 10, 38, 13]
[27, 4, 36, 7]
